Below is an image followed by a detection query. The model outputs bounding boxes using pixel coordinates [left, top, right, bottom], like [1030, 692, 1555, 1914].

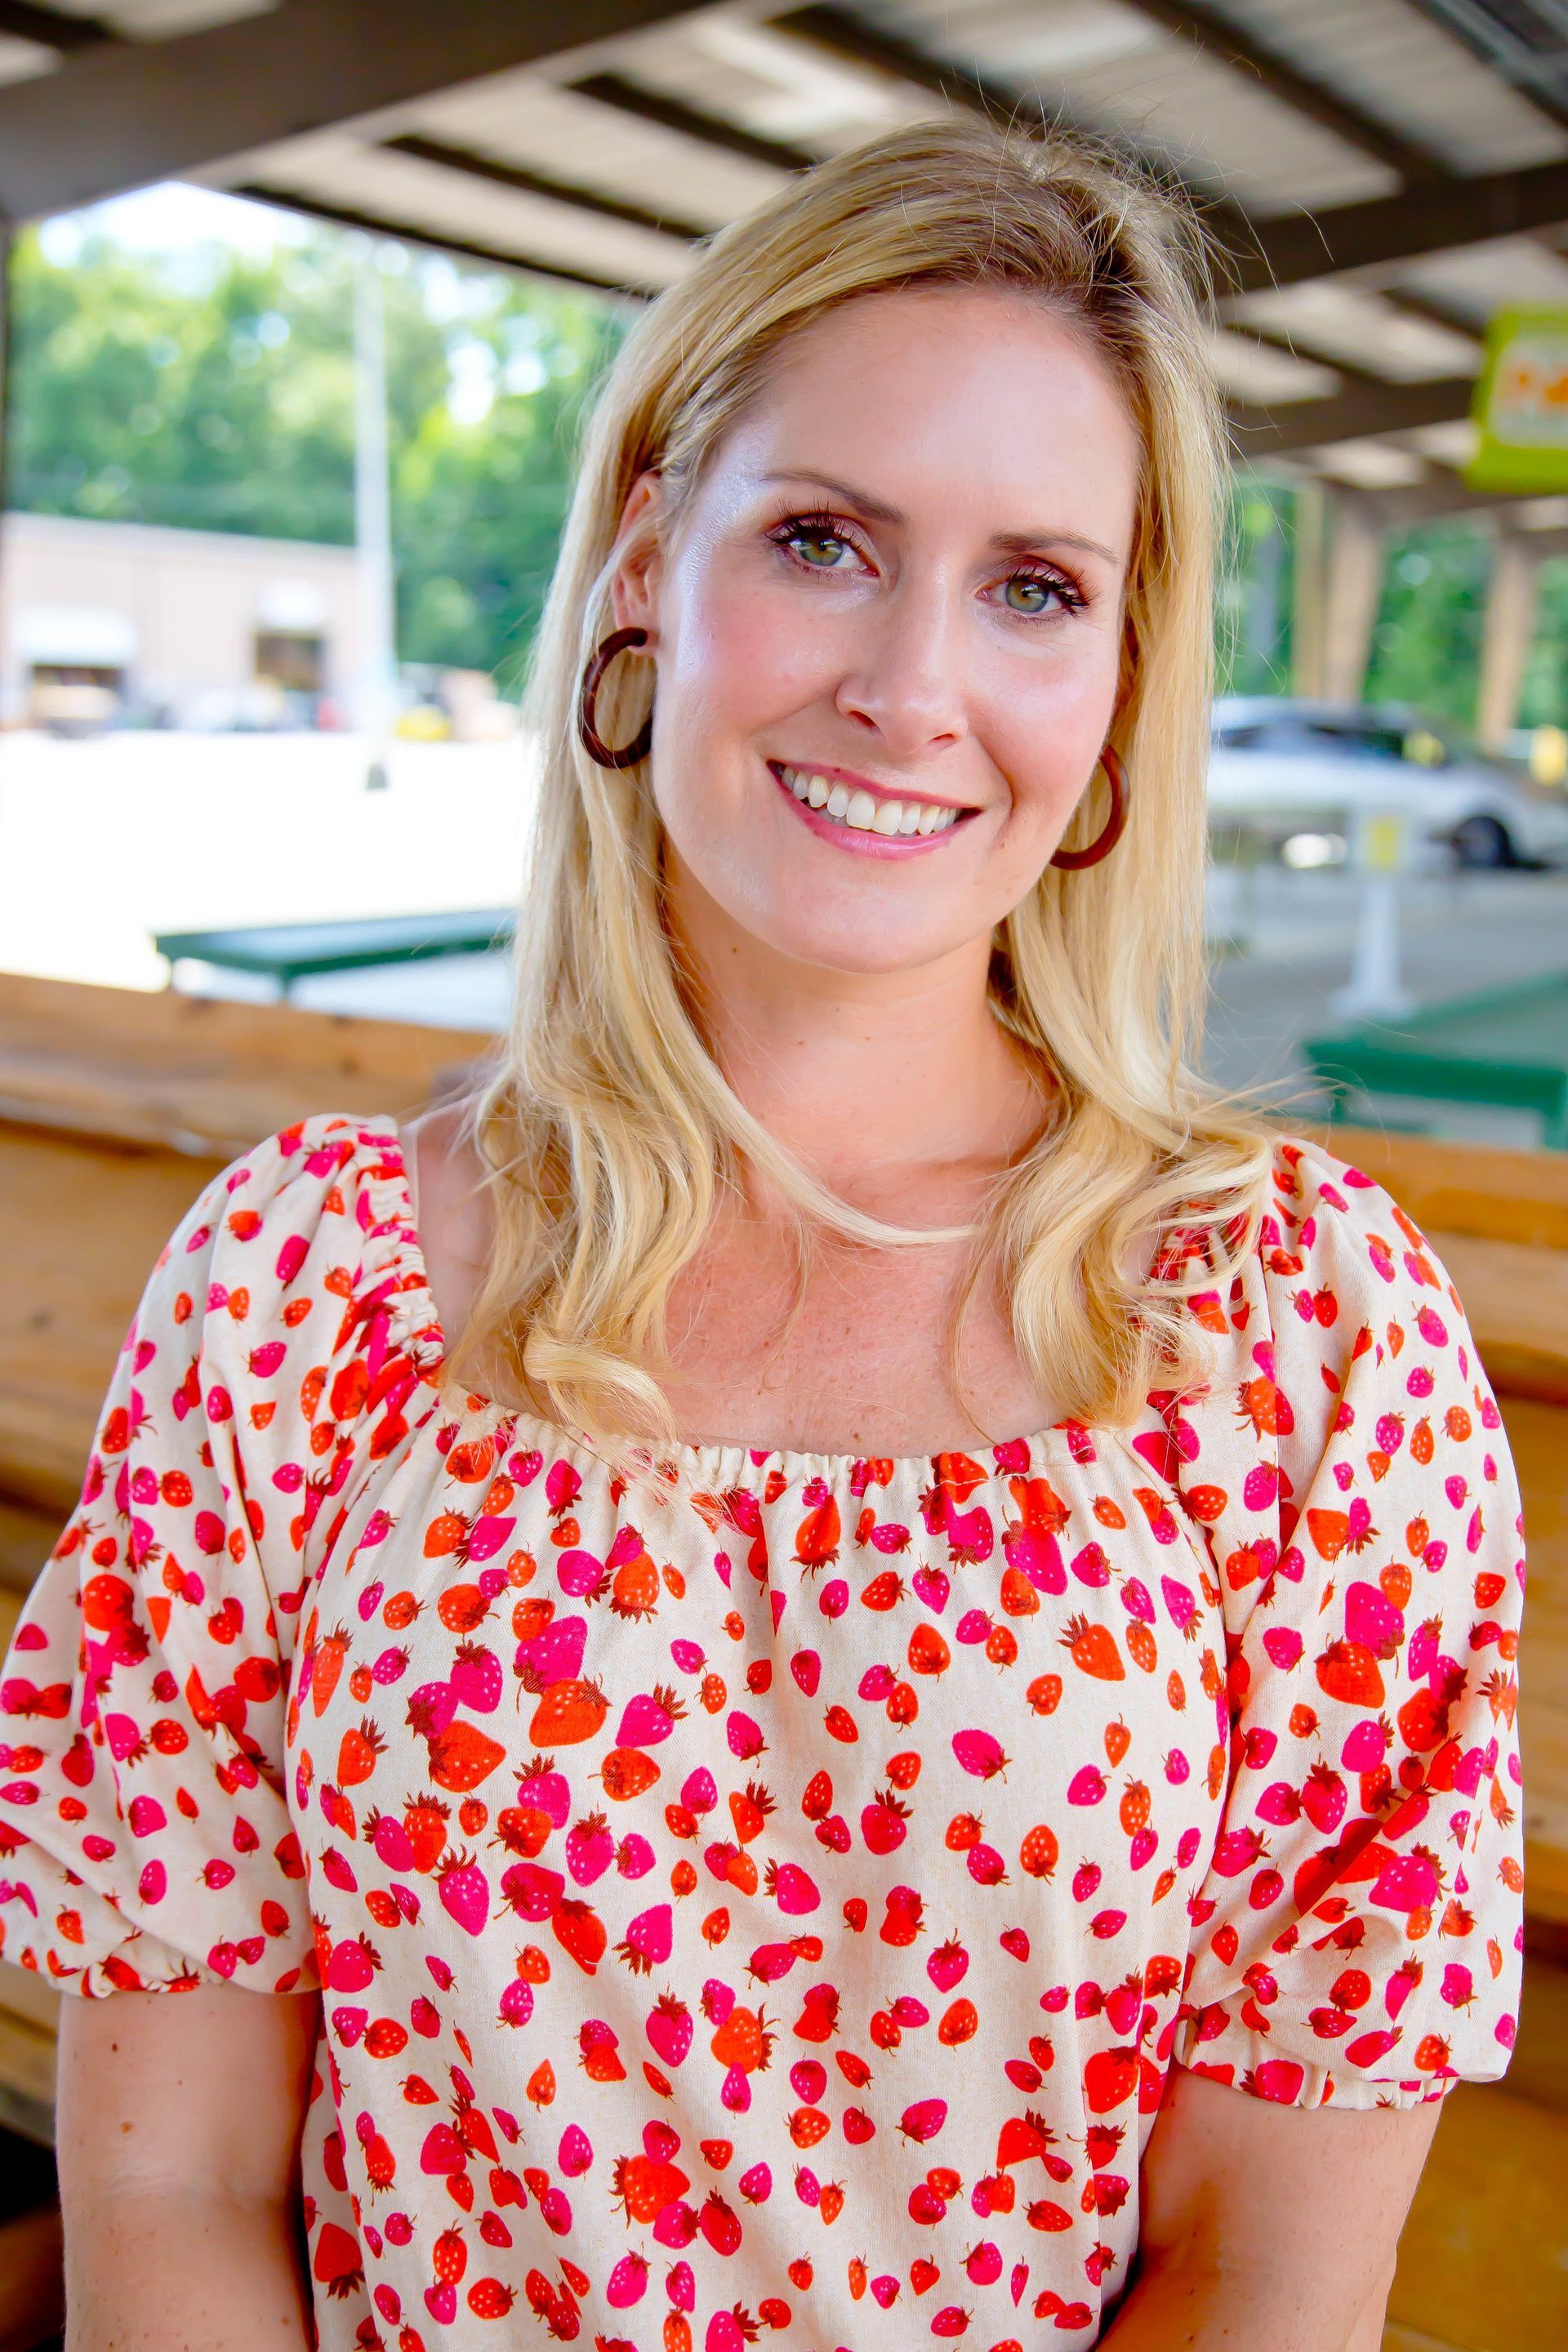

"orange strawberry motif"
[1062, 1615, 1125, 1682]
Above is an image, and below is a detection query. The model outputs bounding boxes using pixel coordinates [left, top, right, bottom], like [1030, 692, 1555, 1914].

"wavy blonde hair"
[443, 112, 1289, 1500]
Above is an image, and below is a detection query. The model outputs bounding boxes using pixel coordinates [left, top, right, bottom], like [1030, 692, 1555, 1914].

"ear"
[609, 469, 667, 640]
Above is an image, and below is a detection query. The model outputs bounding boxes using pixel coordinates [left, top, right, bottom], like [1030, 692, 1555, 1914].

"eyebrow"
[760, 469, 1124, 568]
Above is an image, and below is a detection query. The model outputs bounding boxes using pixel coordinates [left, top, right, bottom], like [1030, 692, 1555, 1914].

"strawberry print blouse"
[0, 1113, 1526, 2351]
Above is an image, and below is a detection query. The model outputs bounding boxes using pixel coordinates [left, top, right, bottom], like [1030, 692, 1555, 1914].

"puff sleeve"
[0, 1113, 439, 1999]
[1164, 1130, 1526, 2109]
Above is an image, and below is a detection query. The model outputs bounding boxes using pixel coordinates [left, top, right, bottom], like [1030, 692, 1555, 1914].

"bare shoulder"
[399, 1101, 493, 1337]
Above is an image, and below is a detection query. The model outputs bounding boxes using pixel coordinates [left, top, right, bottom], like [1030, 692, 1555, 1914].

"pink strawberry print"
[0, 1115, 1524, 2350]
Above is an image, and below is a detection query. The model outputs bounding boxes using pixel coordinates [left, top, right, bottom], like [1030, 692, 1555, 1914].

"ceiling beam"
[1111, 0, 1446, 180]
[0, 2, 111, 49]
[1228, 372, 1477, 461]
[1235, 151, 1568, 294]
[230, 183, 654, 301]
[771, 4, 1054, 136]
[564, 69, 817, 174]
[381, 134, 708, 246]
[772, 2, 1255, 248]
[0, 0, 724, 224]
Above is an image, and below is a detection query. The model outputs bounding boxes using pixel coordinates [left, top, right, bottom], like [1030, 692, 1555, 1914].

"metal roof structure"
[9, 0, 1568, 531]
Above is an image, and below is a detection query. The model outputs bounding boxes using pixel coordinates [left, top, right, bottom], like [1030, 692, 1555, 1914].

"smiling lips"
[769, 759, 975, 848]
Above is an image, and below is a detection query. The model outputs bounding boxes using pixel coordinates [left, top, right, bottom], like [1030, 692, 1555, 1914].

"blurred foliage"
[5, 224, 630, 684]
[1521, 556, 1568, 729]
[14, 217, 1568, 725]
[1216, 476, 1294, 697]
[1363, 519, 1492, 721]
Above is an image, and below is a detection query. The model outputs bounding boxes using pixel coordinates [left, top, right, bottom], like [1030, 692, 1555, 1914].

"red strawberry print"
[0, 1116, 1525, 2347]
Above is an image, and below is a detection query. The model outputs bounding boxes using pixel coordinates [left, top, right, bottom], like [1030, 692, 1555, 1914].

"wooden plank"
[1290, 1122, 1568, 1253]
[1506, 1956, 1568, 2118]
[1417, 1234, 1568, 1405]
[0, 2003, 56, 2145]
[0, 1129, 229, 1517]
[0, 2203, 64, 2348]
[0, 969, 490, 1160]
[0, 1496, 65, 1598]
[1385, 2082, 1568, 2351]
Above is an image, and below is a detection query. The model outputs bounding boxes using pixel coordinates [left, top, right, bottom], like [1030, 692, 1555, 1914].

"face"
[611, 284, 1141, 980]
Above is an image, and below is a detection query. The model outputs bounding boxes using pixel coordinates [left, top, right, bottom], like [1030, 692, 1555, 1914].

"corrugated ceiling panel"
[1305, 438, 1428, 486]
[96, 0, 276, 33]
[411, 73, 792, 229]
[853, 0, 1397, 212]
[241, 139, 693, 288]
[1212, 0, 1568, 171]
[1205, 329, 1339, 403]
[606, 10, 920, 157]
[1231, 283, 1482, 380]
[0, 36, 51, 86]
[1401, 419, 1480, 467]
[1388, 236, 1568, 323]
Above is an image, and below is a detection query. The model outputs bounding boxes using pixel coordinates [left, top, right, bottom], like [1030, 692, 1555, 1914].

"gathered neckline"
[368, 1119, 1083, 1486]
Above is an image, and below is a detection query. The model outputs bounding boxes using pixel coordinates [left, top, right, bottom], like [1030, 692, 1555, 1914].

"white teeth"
[777, 763, 964, 838]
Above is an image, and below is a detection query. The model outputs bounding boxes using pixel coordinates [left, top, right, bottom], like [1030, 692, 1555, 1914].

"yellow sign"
[1468, 307, 1568, 492]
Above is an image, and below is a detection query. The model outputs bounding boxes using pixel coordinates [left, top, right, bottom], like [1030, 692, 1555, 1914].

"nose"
[831, 567, 969, 758]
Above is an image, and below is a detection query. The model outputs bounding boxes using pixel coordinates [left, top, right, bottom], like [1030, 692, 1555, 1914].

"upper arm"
[1138, 2065, 1441, 2320]
[57, 1982, 319, 2209]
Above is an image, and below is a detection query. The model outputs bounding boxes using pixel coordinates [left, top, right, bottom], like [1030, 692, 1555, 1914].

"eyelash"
[765, 506, 1089, 619]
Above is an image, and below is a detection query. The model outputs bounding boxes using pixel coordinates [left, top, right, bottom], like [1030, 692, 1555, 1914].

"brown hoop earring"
[577, 626, 653, 768]
[1050, 745, 1128, 871]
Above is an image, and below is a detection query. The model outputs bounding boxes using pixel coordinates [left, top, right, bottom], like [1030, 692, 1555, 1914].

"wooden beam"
[772, 2, 1258, 247]
[229, 183, 655, 300]
[565, 69, 817, 174]
[1237, 154, 1568, 296]
[382, 133, 707, 246]
[0, 0, 724, 224]
[1111, 0, 1446, 180]
[0, 0, 110, 49]
[1228, 372, 1477, 461]
[772, 3, 1055, 136]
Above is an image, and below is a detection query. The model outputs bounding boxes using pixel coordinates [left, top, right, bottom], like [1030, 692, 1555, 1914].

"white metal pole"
[1330, 807, 1416, 1022]
[354, 236, 398, 790]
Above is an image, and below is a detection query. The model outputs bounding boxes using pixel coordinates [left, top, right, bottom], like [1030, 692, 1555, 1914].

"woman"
[1, 118, 1525, 2351]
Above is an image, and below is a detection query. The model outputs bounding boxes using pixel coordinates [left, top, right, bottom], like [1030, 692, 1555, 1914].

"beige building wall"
[0, 511, 367, 724]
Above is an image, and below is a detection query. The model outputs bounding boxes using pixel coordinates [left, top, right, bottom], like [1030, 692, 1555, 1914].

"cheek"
[984, 638, 1123, 815]
[670, 566, 835, 734]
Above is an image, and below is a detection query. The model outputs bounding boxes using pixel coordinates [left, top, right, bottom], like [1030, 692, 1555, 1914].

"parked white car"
[1208, 697, 1568, 870]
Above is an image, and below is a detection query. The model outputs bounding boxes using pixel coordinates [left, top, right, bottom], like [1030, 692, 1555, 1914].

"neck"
[664, 870, 1051, 1216]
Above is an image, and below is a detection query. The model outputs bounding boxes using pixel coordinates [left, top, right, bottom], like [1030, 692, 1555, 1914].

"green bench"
[1303, 970, 1568, 1151]
[155, 910, 516, 999]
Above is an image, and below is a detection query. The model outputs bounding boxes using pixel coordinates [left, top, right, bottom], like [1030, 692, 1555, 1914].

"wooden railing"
[0, 971, 1564, 2351]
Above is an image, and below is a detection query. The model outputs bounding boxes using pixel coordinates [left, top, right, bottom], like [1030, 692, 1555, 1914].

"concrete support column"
[1290, 479, 1328, 697]
[1476, 526, 1543, 750]
[1321, 492, 1387, 704]
[1291, 484, 1386, 702]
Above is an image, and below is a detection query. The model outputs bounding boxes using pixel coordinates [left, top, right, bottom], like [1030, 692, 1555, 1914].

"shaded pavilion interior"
[11, 2, 1568, 734]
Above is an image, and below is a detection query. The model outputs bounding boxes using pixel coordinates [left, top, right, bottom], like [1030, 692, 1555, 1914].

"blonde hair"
[446, 112, 1287, 1499]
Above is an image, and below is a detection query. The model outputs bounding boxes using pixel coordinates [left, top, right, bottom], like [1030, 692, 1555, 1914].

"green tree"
[4, 223, 629, 681]
[1363, 519, 1492, 722]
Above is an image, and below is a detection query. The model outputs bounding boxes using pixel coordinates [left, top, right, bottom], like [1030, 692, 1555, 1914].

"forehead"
[714, 284, 1141, 545]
